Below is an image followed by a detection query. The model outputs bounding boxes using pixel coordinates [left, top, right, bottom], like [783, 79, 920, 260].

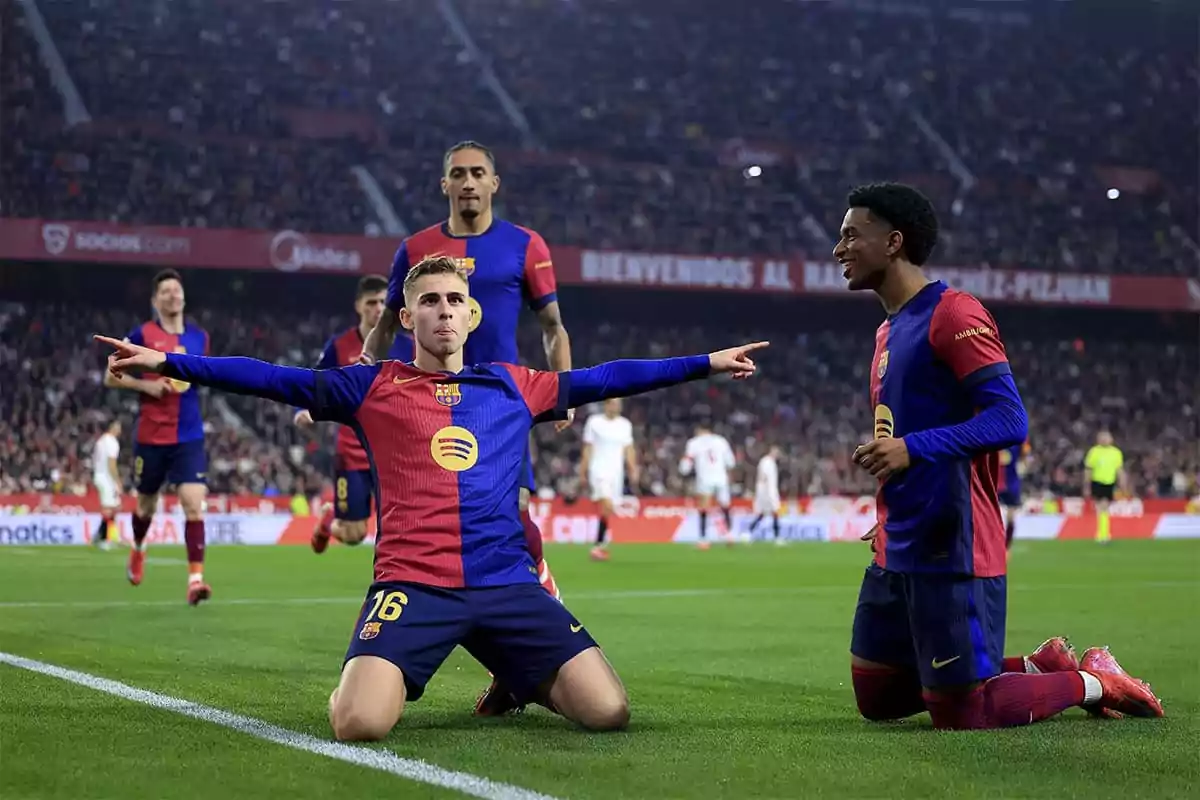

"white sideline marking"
[0, 652, 562, 800]
[0, 582, 1192, 610]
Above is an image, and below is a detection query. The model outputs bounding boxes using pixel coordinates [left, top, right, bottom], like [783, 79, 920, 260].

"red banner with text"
[1, 218, 1194, 312]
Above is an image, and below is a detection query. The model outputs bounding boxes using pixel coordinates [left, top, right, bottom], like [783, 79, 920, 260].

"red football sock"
[521, 509, 545, 564]
[1002, 656, 1028, 674]
[185, 519, 206, 567]
[851, 665, 926, 721]
[132, 514, 152, 548]
[924, 672, 1085, 730]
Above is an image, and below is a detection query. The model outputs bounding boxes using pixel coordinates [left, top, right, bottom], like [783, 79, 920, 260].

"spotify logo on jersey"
[430, 426, 479, 472]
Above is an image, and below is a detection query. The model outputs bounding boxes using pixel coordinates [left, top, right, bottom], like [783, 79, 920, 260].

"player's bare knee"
[135, 494, 157, 518]
[330, 704, 396, 742]
[335, 520, 368, 545]
[329, 690, 403, 741]
[179, 484, 206, 520]
[578, 689, 630, 732]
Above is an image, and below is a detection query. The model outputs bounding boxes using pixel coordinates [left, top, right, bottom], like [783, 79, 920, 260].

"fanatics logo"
[434, 383, 463, 406]
[876, 350, 889, 379]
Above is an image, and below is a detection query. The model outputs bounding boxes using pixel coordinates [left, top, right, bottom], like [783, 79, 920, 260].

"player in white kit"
[748, 445, 783, 543]
[680, 423, 735, 548]
[579, 399, 638, 561]
[92, 419, 123, 549]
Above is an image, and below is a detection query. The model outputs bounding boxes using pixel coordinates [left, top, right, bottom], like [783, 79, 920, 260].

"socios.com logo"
[430, 426, 479, 472]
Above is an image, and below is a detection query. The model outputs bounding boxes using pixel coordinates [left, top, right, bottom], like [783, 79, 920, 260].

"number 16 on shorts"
[359, 589, 408, 640]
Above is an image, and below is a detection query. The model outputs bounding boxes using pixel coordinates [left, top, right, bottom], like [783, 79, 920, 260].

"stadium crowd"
[2, 0, 1195, 275]
[2, 279, 1195, 503]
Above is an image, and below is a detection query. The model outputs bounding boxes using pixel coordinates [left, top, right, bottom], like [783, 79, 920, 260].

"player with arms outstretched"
[580, 398, 638, 561]
[97, 255, 768, 740]
[837, 183, 1162, 730]
[680, 423, 735, 548]
[103, 269, 212, 605]
[997, 439, 1030, 548]
[296, 275, 410, 553]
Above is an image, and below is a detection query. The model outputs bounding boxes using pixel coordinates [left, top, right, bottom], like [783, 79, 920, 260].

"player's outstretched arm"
[563, 342, 768, 408]
[94, 335, 372, 423]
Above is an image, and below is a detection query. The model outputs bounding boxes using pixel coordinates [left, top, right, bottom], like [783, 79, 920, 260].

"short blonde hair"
[402, 255, 468, 302]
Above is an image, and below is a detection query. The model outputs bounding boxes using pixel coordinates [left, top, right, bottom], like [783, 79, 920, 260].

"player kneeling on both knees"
[98, 257, 761, 740]
[330, 645, 628, 741]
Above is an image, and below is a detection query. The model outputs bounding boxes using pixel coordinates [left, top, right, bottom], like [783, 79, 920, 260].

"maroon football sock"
[1002, 656, 1028, 673]
[185, 519, 206, 565]
[851, 665, 926, 721]
[132, 514, 152, 547]
[924, 672, 1085, 730]
[521, 509, 544, 564]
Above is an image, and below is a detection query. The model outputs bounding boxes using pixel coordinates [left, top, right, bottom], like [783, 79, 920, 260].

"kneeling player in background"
[838, 183, 1162, 730]
[98, 255, 770, 739]
[580, 398, 638, 561]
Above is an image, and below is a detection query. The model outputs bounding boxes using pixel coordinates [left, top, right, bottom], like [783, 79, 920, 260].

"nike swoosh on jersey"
[392, 376, 419, 385]
[931, 656, 961, 669]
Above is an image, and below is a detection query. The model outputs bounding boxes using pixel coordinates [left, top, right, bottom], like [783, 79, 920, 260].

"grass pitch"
[1, 541, 1197, 799]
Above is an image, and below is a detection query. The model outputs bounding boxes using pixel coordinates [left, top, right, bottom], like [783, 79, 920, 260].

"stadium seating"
[1, 0, 1195, 274]
[2, 277, 1194, 501]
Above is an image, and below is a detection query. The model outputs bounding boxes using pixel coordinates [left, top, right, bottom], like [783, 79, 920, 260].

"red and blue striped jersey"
[315, 327, 410, 471]
[869, 282, 1010, 577]
[127, 320, 209, 445]
[386, 219, 557, 365]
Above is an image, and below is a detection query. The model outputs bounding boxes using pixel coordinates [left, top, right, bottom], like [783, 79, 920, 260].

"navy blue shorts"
[133, 440, 207, 494]
[998, 489, 1022, 507]
[344, 581, 597, 703]
[850, 564, 1006, 689]
[335, 469, 373, 521]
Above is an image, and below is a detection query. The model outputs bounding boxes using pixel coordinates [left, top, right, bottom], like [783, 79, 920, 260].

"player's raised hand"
[554, 407, 576, 433]
[94, 334, 167, 377]
[853, 438, 911, 482]
[708, 341, 769, 380]
[294, 409, 315, 428]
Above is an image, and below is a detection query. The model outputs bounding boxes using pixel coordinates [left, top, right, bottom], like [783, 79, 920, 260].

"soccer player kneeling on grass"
[96, 255, 769, 740]
[836, 182, 1163, 730]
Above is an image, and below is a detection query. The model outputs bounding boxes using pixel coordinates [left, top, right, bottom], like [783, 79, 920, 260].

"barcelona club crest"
[877, 349, 889, 379]
[358, 621, 381, 641]
[434, 383, 463, 407]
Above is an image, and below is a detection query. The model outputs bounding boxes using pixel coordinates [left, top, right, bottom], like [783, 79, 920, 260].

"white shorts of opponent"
[694, 476, 732, 507]
[95, 477, 120, 509]
[589, 471, 625, 505]
[753, 492, 781, 516]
